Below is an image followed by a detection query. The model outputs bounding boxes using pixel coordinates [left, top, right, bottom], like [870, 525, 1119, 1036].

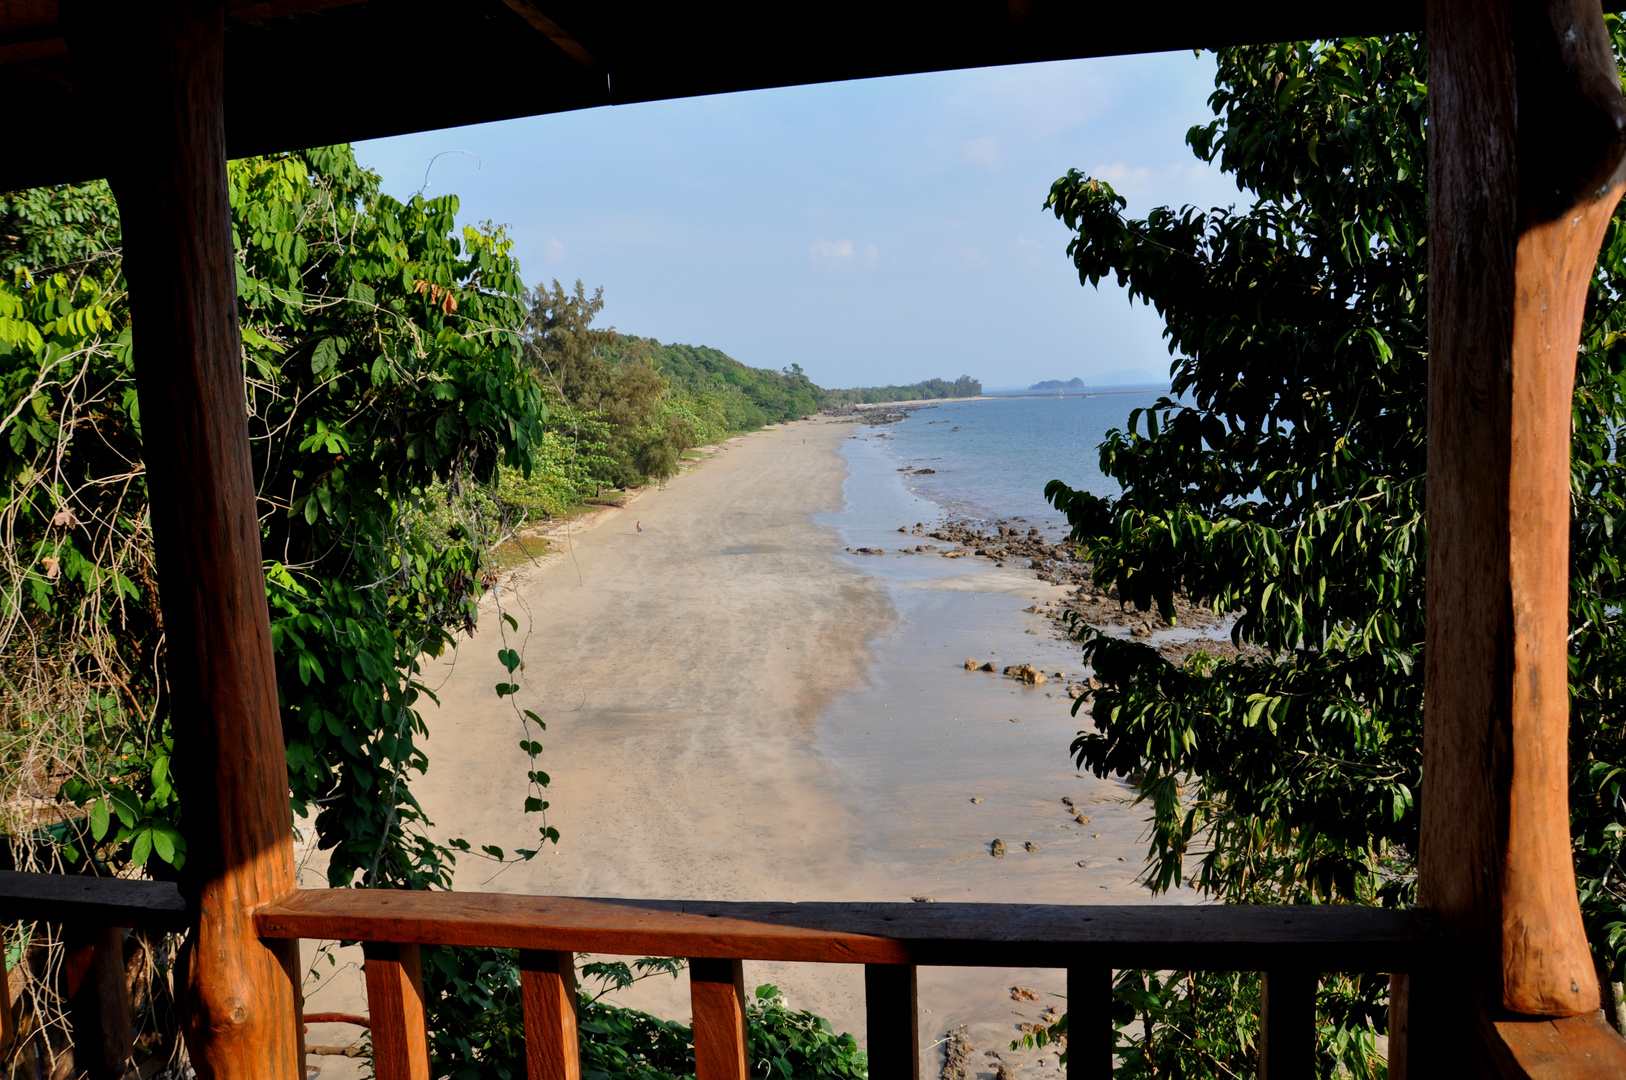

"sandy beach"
[302, 412, 1172, 1078]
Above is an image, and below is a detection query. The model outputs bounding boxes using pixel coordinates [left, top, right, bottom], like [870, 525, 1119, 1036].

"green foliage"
[819, 375, 981, 406]
[1040, 26, 1626, 1076]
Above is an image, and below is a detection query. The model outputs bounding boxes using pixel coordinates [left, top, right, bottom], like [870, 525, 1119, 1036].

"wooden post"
[60, 2, 302, 1077]
[1420, 0, 1626, 1069]
[363, 942, 431, 1080]
[63, 926, 133, 1080]
[689, 958, 749, 1080]
[1065, 965, 1112, 1080]
[863, 963, 919, 1080]
[1257, 969, 1315, 1080]
[521, 949, 581, 1080]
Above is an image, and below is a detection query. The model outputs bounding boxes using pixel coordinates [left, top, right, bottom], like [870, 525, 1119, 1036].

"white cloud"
[811, 238, 879, 272]
[960, 137, 1002, 167]
[545, 237, 568, 264]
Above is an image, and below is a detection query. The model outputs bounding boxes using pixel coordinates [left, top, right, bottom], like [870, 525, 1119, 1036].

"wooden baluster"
[1066, 966, 1112, 1080]
[689, 958, 749, 1080]
[1385, 973, 1408, 1080]
[864, 963, 919, 1080]
[1257, 969, 1315, 1080]
[0, 941, 13, 1058]
[63, 925, 132, 1080]
[363, 942, 430, 1080]
[521, 949, 581, 1080]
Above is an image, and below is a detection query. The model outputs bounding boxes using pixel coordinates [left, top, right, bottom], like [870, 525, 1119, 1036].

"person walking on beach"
[636, 520, 643, 534]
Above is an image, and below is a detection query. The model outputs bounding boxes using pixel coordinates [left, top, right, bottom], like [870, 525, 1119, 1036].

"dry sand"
[301, 414, 1166, 1078]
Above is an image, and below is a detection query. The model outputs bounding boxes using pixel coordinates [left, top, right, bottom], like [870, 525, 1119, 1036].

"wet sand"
[301, 415, 1182, 1078]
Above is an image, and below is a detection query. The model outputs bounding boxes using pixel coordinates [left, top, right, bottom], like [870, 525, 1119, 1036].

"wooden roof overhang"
[0, 0, 1429, 191]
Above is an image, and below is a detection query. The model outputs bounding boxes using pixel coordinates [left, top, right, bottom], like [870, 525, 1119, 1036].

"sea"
[867, 386, 1171, 528]
[809, 384, 1195, 916]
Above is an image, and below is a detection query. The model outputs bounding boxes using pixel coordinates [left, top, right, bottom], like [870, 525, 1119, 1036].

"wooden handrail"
[252, 889, 1444, 1080]
[254, 889, 1441, 972]
[0, 870, 190, 930]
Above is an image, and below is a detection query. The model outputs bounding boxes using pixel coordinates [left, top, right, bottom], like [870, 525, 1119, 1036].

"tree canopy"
[1041, 28, 1626, 1073]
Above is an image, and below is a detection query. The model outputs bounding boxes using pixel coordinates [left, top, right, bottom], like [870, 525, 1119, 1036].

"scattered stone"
[1061, 796, 1074, 807]
[898, 526, 908, 533]
[996, 1067, 1016, 1080]
[1077, 860, 1088, 868]
[980, 662, 997, 672]
[912, 895, 936, 903]
[940, 1026, 974, 1080]
[1024, 842, 1040, 853]
[970, 797, 983, 804]
[1002, 663, 1048, 685]
[991, 839, 1006, 858]
[1094, 833, 1102, 838]
[1118, 856, 1126, 862]
[915, 467, 936, 474]
[965, 658, 981, 670]
[1009, 717, 1020, 723]
[1010, 986, 1042, 1002]
[1076, 815, 1091, 826]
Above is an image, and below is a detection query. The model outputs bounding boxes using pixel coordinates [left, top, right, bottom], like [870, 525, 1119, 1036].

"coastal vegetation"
[1041, 26, 1626, 1076]
[0, 146, 911, 1076]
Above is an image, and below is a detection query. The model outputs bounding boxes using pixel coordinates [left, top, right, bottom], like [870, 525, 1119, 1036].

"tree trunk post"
[61, 2, 302, 1077]
[1419, 0, 1626, 1069]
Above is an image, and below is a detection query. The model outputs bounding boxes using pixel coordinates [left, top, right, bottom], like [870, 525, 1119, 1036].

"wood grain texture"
[63, 926, 132, 1080]
[0, 871, 190, 929]
[690, 958, 748, 1080]
[1491, 1013, 1626, 1078]
[521, 950, 581, 1080]
[363, 942, 430, 1080]
[1422, 0, 1626, 1066]
[255, 891, 1439, 972]
[61, 4, 302, 1077]
[1066, 966, 1111, 1080]
[1258, 969, 1316, 1080]
[863, 964, 918, 1080]
[0, 947, 11, 1058]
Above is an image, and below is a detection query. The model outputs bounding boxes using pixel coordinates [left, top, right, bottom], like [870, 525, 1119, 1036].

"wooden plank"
[1257, 969, 1315, 1080]
[0, 871, 189, 930]
[63, 3, 303, 1078]
[1492, 1013, 1626, 1078]
[521, 950, 580, 1080]
[863, 964, 918, 1080]
[1420, 0, 1626, 1067]
[497, 0, 599, 70]
[690, 958, 748, 1080]
[0, 945, 12, 1058]
[1066, 966, 1111, 1080]
[363, 942, 430, 1080]
[63, 926, 132, 1080]
[255, 891, 1440, 973]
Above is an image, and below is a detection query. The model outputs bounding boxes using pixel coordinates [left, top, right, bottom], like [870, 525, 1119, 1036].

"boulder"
[980, 661, 997, 672]
[964, 658, 981, 670]
[991, 838, 1006, 858]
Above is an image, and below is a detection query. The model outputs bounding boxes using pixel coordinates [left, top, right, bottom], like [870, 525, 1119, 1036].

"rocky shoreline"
[853, 516, 1233, 666]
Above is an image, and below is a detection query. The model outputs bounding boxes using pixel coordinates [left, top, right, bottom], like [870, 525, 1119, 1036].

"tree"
[1036, 29, 1625, 1072]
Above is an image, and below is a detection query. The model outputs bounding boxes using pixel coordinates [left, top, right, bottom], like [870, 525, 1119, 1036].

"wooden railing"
[10, 871, 1626, 1079]
[0, 869, 191, 1080]
[253, 889, 1440, 1080]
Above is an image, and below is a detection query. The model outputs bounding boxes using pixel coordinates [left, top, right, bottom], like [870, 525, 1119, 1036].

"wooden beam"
[690, 958, 749, 1080]
[1257, 969, 1316, 1080]
[363, 942, 431, 1080]
[863, 964, 918, 1080]
[63, 926, 132, 1080]
[521, 949, 581, 1080]
[1420, 0, 1626, 1069]
[0, 871, 190, 930]
[61, 2, 300, 1077]
[1492, 1013, 1626, 1077]
[496, 0, 600, 70]
[255, 891, 1442, 972]
[1066, 966, 1111, 1080]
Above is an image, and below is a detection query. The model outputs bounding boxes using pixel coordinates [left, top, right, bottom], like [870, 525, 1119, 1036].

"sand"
[300, 414, 1170, 1078]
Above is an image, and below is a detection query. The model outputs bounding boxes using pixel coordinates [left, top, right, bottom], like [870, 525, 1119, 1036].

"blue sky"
[356, 50, 1240, 391]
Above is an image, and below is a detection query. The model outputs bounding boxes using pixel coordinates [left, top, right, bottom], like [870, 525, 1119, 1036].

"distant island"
[1029, 377, 1086, 390]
